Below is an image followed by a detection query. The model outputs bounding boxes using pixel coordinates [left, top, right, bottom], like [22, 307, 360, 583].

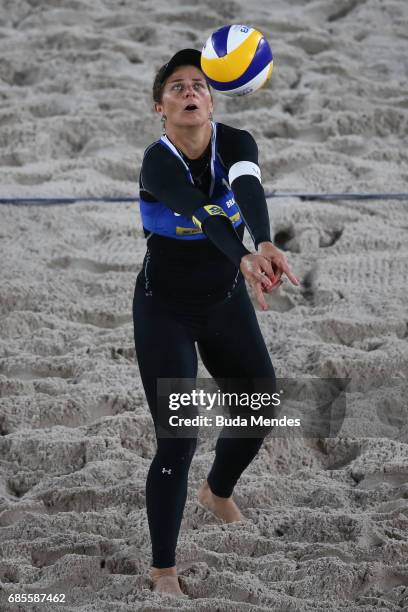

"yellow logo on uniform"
[192, 204, 228, 229]
[176, 226, 203, 235]
[205, 204, 227, 216]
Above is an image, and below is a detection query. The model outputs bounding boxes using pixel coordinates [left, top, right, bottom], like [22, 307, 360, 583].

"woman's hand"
[257, 241, 300, 287]
[240, 253, 279, 311]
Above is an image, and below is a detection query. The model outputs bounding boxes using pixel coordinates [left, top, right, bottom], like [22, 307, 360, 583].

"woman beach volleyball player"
[133, 48, 299, 597]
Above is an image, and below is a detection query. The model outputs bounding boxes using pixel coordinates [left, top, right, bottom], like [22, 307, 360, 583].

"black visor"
[159, 49, 202, 83]
[153, 49, 204, 102]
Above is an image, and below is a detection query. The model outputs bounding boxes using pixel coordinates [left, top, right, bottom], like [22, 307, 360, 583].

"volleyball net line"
[1, 192, 408, 206]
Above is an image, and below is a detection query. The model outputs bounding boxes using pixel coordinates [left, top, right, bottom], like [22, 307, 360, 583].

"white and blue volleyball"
[201, 25, 273, 96]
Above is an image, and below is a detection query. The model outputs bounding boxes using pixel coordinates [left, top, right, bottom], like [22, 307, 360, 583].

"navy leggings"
[133, 279, 276, 568]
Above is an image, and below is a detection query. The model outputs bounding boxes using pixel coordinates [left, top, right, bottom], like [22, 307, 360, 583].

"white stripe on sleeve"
[228, 160, 262, 185]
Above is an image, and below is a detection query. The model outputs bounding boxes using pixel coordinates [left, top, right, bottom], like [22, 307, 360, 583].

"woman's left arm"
[220, 126, 271, 248]
[221, 125, 299, 287]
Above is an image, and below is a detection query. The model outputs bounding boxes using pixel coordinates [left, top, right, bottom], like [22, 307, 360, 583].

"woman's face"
[155, 65, 213, 130]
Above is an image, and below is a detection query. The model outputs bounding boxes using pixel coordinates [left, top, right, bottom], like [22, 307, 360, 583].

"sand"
[1, 0, 408, 609]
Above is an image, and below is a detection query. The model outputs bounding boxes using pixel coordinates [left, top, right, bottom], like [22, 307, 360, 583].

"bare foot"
[150, 566, 187, 598]
[198, 480, 244, 522]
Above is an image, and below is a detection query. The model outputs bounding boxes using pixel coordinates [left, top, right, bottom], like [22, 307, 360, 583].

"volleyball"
[201, 24, 273, 97]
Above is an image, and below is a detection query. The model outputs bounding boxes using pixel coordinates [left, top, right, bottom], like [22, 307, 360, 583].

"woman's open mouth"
[184, 104, 199, 112]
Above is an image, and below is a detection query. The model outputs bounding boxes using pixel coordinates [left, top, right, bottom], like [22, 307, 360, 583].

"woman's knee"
[155, 436, 197, 466]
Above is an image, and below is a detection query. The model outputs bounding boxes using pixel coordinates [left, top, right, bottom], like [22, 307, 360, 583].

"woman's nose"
[183, 84, 196, 96]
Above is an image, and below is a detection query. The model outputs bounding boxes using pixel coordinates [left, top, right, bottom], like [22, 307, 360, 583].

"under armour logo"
[162, 468, 172, 475]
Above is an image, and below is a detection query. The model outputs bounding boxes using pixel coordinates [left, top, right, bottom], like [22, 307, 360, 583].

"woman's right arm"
[141, 144, 250, 267]
[141, 144, 277, 307]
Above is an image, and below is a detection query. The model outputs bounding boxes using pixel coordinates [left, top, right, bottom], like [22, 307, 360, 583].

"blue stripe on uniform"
[206, 37, 273, 90]
[211, 25, 231, 58]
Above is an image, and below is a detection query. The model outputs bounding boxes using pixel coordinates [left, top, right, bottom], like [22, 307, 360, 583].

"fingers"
[258, 256, 274, 281]
[241, 253, 294, 310]
[240, 254, 287, 299]
[254, 270, 273, 287]
[258, 244, 299, 285]
[271, 256, 300, 286]
[268, 278, 283, 291]
[270, 264, 282, 286]
[272, 262, 282, 278]
[257, 256, 284, 290]
[280, 262, 300, 286]
[251, 276, 283, 310]
[254, 281, 268, 311]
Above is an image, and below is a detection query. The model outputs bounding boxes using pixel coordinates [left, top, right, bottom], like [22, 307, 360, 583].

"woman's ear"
[154, 102, 163, 115]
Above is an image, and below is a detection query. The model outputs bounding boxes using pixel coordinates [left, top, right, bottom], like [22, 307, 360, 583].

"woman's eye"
[170, 82, 205, 93]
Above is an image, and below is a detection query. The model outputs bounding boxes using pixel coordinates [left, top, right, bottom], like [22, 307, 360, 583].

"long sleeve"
[218, 125, 271, 248]
[141, 144, 250, 267]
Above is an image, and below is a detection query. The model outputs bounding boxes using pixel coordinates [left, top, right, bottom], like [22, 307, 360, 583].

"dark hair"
[152, 64, 170, 104]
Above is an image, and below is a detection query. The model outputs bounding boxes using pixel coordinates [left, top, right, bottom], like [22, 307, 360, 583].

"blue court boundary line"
[1, 192, 408, 205]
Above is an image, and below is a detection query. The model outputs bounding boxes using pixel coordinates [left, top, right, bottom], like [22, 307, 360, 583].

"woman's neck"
[165, 122, 212, 160]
